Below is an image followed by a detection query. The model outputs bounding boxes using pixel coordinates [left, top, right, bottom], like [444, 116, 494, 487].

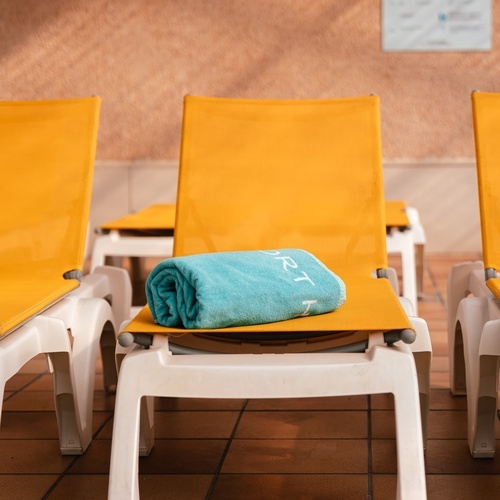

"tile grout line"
[41, 412, 115, 498]
[41, 458, 79, 498]
[205, 399, 249, 500]
[3, 371, 49, 403]
[425, 263, 447, 310]
[367, 395, 373, 500]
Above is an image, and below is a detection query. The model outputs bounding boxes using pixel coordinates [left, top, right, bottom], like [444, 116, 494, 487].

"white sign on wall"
[382, 0, 492, 52]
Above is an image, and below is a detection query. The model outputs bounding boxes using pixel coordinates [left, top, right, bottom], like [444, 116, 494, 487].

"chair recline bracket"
[375, 268, 416, 345]
[485, 267, 497, 281]
[63, 269, 83, 282]
[384, 329, 416, 345]
[119, 332, 153, 349]
[376, 268, 388, 279]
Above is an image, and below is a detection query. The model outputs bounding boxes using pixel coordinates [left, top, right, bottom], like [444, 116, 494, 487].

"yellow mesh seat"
[99, 201, 406, 231]
[100, 203, 176, 233]
[447, 91, 500, 458]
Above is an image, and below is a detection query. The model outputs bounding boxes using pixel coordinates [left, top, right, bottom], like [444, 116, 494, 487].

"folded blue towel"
[146, 249, 346, 329]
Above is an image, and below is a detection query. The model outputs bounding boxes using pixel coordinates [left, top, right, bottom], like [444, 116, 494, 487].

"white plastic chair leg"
[397, 294, 432, 450]
[447, 262, 483, 339]
[43, 295, 115, 454]
[408, 316, 432, 450]
[415, 243, 425, 297]
[90, 233, 111, 271]
[88, 266, 132, 391]
[113, 328, 155, 455]
[390, 350, 427, 500]
[49, 349, 87, 454]
[108, 344, 144, 499]
[456, 298, 500, 457]
[0, 316, 72, 420]
[473, 319, 500, 458]
[69, 267, 132, 393]
[406, 207, 426, 297]
[139, 396, 155, 456]
[447, 262, 483, 394]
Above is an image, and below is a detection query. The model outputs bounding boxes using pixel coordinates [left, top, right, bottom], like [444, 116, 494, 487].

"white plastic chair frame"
[90, 231, 174, 272]
[0, 266, 131, 454]
[110, 319, 430, 500]
[60, 266, 132, 393]
[447, 262, 500, 458]
[0, 302, 111, 455]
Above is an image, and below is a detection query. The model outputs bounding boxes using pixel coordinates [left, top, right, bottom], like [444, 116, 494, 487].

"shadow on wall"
[1, 0, 498, 161]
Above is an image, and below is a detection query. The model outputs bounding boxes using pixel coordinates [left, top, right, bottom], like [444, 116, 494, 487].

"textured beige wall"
[1, 0, 499, 161]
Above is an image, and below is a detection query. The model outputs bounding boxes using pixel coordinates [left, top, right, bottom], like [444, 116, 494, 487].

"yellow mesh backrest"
[0, 97, 101, 276]
[175, 95, 387, 278]
[471, 91, 500, 272]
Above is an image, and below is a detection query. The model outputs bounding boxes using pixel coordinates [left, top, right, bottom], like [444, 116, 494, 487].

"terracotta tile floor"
[3, 252, 500, 499]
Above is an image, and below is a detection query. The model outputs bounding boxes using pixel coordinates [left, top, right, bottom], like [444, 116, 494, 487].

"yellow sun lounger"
[108, 95, 431, 499]
[447, 90, 500, 458]
[0, 97, 131, 454]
